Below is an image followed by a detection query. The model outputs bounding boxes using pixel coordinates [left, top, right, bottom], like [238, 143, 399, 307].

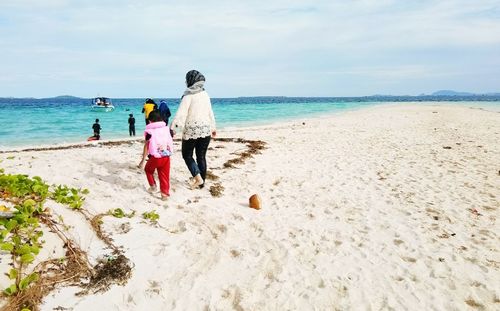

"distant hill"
[431, 90, 475, 96]
[51, 95, 82, 99]
[430, 90, 500, 96]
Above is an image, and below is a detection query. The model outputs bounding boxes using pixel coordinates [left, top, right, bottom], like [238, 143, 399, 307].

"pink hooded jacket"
[144, 121, 174, 158]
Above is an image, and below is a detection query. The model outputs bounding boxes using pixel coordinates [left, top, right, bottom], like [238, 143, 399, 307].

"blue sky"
[0, 0, 499, 98]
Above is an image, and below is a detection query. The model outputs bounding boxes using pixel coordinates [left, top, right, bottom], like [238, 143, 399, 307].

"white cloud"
[0, 0, 499, 96]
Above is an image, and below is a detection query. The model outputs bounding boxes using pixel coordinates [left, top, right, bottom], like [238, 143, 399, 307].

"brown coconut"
[249, 194, 261, 210]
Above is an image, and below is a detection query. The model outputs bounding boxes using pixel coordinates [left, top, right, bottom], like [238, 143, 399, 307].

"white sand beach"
[0, 104, 499, 310]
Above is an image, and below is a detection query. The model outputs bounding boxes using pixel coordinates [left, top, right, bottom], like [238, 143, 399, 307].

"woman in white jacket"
[171, 70, 216, 189]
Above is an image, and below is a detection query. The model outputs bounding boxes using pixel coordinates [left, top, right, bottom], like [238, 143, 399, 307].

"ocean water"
[0, 96, 498, 149]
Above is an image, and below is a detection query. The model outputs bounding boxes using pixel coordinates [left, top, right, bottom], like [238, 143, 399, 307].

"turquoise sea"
[0, 96, 499, 149]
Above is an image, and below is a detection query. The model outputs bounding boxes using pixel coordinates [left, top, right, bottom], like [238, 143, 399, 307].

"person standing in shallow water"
[142, 98, 157, 125]
[158, 100, 171, 125]
[92, 119, 101, 139]
[171, 70, 216, 189]
[128, 114, 136, 136]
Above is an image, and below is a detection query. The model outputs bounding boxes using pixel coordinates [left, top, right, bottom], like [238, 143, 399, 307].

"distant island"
[428, 90, 500, 96]
[49, 95, 83, 99]
[1, 91, 500, 101]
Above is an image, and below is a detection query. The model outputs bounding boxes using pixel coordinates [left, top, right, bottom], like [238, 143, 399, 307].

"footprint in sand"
[145, 280, 162, 297]
[393, 239, 404, 246]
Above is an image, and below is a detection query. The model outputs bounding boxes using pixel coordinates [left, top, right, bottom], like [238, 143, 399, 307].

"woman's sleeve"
[209, 100, 216, 132]
[171, 96, 191, 130]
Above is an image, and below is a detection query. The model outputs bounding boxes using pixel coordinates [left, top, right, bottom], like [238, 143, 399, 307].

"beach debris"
[249, 194, 262, 210]
[205, 170, 220, 181]
[438, 232, 450, 239]
[376, 171, 387, 180]
[209, 183, 224, 197]
[118, 222, 132, 234]
[469, 208, 482, 216]
[442, 146, 452, 149]
[222, 139, 266, 168]
[0, 204, 14, 218]
[77, 254, 132, 296]
[465, 298, 485, 309]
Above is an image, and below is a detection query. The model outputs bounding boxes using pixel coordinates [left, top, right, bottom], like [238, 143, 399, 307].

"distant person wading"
[92, 119, 101, 140]
[171, 70, 216, 189]
[128, 114, 136, 136]
[142, 98, 158, 125]
[159, 100, 172, 125]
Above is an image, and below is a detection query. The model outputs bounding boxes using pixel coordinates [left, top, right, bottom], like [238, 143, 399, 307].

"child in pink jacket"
[138, 110, 173, 200]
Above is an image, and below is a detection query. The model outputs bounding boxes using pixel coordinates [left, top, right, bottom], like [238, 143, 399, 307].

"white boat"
[91, 97, 115, 112]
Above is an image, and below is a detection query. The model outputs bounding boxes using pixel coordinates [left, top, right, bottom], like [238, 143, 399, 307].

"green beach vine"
[0, 168, 132, 310]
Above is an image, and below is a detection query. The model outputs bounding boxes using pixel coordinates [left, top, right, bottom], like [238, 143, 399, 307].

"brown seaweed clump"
[205, 170, 220, 181]
[77, 254, 132, 296]
[209, 183, 225, 197]
[223, 140, 266, 168]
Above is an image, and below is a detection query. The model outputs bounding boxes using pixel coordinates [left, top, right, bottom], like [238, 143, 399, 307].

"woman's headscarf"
[185, 70, 205, 88]
[183, 70, 206, 97]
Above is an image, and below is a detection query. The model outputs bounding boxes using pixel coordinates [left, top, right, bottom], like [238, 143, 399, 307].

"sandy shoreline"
[0, 104, 499, 310]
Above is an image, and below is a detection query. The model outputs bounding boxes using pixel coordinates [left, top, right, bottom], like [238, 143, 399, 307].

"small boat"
[91, 97, 115, 112]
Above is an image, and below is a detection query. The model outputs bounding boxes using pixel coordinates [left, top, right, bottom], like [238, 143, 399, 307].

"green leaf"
[26, 217, 39, 225]
[0, 230, 7, 241]
[5, 219, 17, 231]
[4, 284, 17, 295]
[28, 272, 39, 282]
[81, 188, 90, 194]
[30, 245, 40, 255]
[23, 199, 36, 207]
[12, 235, 21, 245]
[111, 208, 125, 218]
[142, 210, 160, 222]
[8, 268, 18, 280]
[20, 253, 35, 264]
[16, 244, 32, 255]
[19, 277, 29, 290]
[19, 273, 38, 290]
[13, 213, 28, 225]
[0, 242, 14, 251]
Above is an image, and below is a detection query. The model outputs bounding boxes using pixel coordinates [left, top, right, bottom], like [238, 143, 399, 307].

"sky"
[0, 0, 499, 98]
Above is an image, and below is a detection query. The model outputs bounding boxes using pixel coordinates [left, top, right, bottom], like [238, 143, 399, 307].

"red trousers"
[144, 156, 170, 196]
